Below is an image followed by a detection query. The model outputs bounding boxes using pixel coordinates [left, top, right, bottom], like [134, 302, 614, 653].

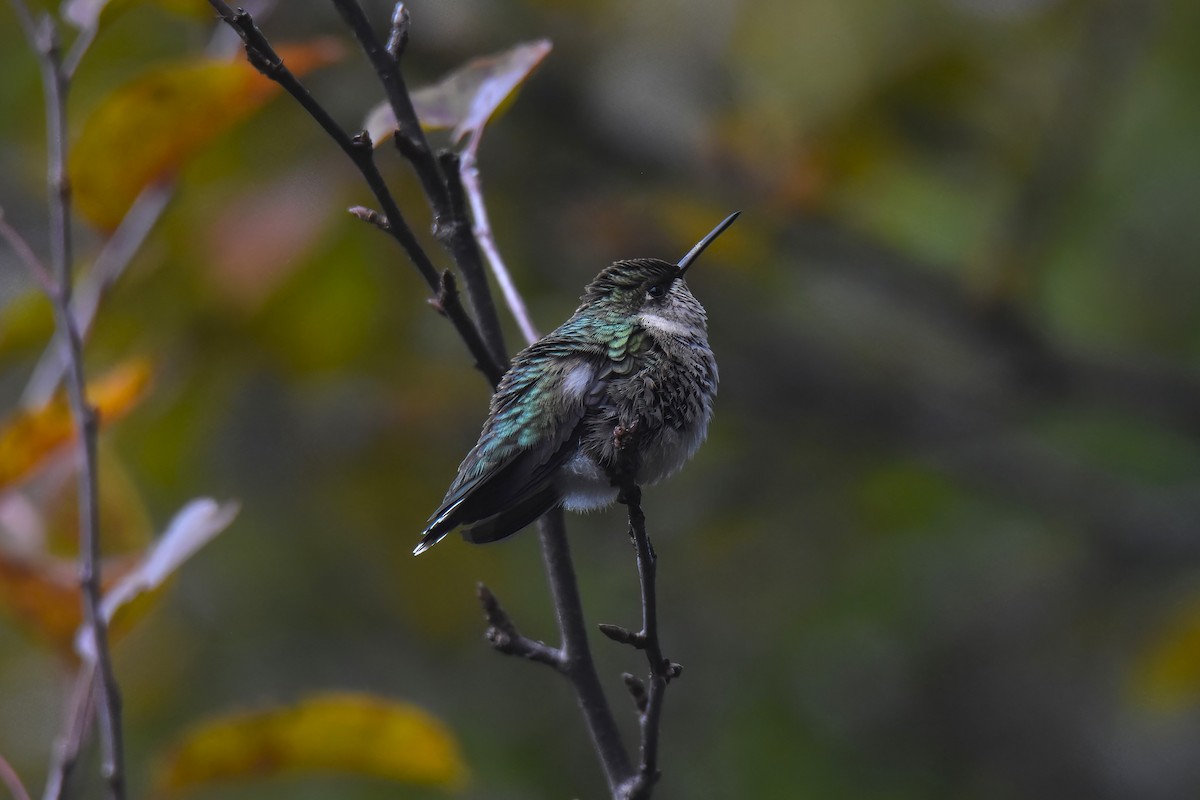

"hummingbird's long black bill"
[677, 211, 741, 276]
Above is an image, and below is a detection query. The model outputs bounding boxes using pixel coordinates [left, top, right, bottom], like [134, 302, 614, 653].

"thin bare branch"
[607, 424, 681, 800]
[458, 138, 541, 344]
[0, 753, 32, 800]
[61, 23, 96, 79]
[348, 204, 390, 232]
[9, 4, 126, 797]
[0, 211, 56, 295]
[54, 263, 125, 800]
[439, 150, 516, 352]
[478, 583, 563, 668]
[22, 182, 173, 409]
[42, 663, 96, 800]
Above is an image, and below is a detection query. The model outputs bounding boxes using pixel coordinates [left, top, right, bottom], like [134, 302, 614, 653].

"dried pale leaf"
[0, 358, 151, 491]
[154, 692, 468, 794]
[70, 41, 343, 230]
[365, 39, 551, 147]
[62, 0, 211, 31]
[76, 498, 239, 662]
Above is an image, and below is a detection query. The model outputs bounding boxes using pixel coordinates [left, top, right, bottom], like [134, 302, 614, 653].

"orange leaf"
[153, 693, 468, 795]
[0, 548, 139, 659]
[70, 41, 343, 231]
[0, 358, 152, 491]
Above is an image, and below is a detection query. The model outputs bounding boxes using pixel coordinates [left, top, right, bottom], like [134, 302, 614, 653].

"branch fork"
[477, 583, 562, 669]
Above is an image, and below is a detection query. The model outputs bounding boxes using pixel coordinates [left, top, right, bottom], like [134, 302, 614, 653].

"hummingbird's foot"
[611, 421, 643, 503]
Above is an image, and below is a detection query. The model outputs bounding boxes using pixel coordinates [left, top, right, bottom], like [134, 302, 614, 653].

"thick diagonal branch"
[206, 0, 505, 387]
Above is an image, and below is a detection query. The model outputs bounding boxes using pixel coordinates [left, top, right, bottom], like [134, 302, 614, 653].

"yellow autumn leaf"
[70, 41, 343, 231]
[1133, 599, 1200, 710]
[153, 692, 468, 795]
[0, 358, 152, 491]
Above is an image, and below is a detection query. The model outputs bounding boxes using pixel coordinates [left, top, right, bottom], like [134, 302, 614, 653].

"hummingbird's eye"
[646, 283, 667, 300]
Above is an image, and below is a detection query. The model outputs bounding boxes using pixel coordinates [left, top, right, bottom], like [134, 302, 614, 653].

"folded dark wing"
[414, 345, 608, 554]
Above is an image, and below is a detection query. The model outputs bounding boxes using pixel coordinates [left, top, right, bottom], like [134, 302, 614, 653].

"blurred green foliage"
[2, 0, 1200, 798]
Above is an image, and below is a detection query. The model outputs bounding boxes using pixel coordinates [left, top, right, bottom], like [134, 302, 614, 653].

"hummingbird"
[413, 212, 739, 555]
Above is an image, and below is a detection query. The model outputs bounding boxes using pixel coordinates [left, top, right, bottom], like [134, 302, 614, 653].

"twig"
[438, 150, 511, 359]
[22, 182, 173, 409]
[348, 204, 390, 233]
[42, 663, 96, 800]
[0, 211, 55, 295]
[206, 0, 506, 387]
[61, 23, 96, 79]
[0, 753, 32, 800]
[58, 321, 124, 800]
[477, 583, 562, 668]
[7, 3, 126, 797]
[601, 424, 680, 800]
[458, 131, 541, 344]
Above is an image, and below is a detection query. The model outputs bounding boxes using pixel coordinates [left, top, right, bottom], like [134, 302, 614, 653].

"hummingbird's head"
[577, 212, 740, 335]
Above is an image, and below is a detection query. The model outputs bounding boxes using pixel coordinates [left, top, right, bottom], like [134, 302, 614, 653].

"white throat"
[637, 311, 696, 339]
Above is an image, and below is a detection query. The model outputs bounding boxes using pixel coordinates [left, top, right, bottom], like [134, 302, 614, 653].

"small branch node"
[245, 46, 281, 77]
[348, 205, 390, 232]
[386, 2, 410, 59]
[622, 673, 648, 714]
[477, 583, 563, 669]
[427, 269, 457, 316]
[390, 128, 421, 161]
[598, 622, 646, 648]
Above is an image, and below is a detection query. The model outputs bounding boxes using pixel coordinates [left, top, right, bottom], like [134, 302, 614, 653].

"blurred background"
[2, 0, 1200, 797]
